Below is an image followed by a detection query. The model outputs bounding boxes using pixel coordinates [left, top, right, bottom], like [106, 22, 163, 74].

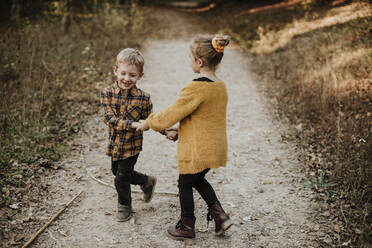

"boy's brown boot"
[207, 201, 233, 236]
[167, 217, 196, 240]
[141, 176, 157, 203]
[117, 203, 132, 222]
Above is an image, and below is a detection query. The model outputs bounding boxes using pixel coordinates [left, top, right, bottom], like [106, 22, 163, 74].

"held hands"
[165, 130, 178, 142]
[132, 120, 149, 131]
[131, 120, 178, 142]
[164, 124, 178, 142]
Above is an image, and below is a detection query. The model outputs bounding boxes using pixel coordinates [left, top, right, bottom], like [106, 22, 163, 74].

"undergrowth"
[222, 0, 371, 246]
[0, 3, 148, 208]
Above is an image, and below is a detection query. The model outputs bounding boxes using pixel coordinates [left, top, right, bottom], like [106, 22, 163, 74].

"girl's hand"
[165, 130, 178, 141]
[136, 119, 150, 131]
[167, 123, 179, 131]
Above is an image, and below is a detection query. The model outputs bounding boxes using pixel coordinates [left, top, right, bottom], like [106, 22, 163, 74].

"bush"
[0, 2, 148, 207]
[224, 1, 371, 246]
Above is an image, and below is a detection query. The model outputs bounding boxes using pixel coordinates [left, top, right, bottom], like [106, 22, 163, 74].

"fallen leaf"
[15, 235, 25, 242]
[332, 223, 341, 233]
[149, 242, 159, 247]
[334, 233, 340, 240]
[22, 217, 32, 222]
[104, 212, 112, 216]
[13, 174, 23, 179]
[9, 203, 21, 210]
[321, 211, 330, 217]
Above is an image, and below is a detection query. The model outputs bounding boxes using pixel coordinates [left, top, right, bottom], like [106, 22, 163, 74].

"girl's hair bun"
[211, 34, 230, 53]
[213, 34, 230, 48]
[190, 33, 229, 66]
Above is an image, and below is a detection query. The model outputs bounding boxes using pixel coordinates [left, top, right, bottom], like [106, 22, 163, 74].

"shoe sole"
[145, 177, 157, 203]
[215, 219, 234, 236]
[116, 213, 132, 222]
[166, 231, 195, 241]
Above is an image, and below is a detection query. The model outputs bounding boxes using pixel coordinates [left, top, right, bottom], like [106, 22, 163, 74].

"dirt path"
[27, 7, 324, 248]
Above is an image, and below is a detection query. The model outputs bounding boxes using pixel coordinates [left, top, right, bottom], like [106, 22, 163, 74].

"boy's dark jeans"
[178, 169, 218, 219]
[111, 154, 148, 206]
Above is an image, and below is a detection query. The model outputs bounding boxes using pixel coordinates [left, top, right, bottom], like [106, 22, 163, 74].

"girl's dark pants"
[111, 154, 148, 206]
[178, 169, 218, 218]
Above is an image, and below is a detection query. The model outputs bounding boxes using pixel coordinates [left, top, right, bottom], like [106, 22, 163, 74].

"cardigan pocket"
[177, 142, 191, 161]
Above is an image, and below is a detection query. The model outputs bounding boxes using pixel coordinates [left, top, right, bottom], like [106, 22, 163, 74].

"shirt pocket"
[110, 103, 121, 116]
[125, 105, 142, 121]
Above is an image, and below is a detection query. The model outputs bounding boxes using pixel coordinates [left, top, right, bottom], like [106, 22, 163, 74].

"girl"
[135, 34, 233, 240]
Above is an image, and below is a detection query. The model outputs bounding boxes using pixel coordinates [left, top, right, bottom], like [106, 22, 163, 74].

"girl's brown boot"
[167, 217, 196, 240]
[207, 201, 233, 236]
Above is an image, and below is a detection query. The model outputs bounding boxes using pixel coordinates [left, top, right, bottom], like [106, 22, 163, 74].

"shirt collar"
[113, 81, 139, 96]
[193, 77, 214, 82]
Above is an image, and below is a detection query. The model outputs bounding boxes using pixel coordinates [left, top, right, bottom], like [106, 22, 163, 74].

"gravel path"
[29, 7, 323, 248]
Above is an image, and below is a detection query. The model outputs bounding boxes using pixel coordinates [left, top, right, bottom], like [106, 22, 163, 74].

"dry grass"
[0, 3, 148, 207]
[251, 2, 371, 54]
[222, 0, 371, 246]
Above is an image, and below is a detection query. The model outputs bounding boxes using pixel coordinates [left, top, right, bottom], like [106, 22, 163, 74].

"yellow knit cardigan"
[147, 80, 228, 174]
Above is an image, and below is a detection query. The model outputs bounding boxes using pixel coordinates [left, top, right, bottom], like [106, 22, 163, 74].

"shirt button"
[120, 112, 123, 115]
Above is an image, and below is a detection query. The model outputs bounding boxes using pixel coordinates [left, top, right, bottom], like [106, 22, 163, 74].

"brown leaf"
[332, 223, 341, 233]
[148, 242, 159, 248]
[13, 174, 23, 179]
[15, 235, 25, 242]
[334, 233, 340, 240]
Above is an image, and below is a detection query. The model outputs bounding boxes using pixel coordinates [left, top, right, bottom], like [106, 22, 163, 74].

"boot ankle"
[208, 201, 232, 235]
[167, 217, 195, 240]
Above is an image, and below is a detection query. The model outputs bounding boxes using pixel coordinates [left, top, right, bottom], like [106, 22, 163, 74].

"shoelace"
[176, 220, 185, 230]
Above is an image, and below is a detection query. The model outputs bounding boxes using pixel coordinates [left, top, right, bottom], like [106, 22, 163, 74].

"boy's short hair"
[116, 48, 144, 73]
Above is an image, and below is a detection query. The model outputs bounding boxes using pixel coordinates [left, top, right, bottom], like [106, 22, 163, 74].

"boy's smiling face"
[113, 62, 143, 90]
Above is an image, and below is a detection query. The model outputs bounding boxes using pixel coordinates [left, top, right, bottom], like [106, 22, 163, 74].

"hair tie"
[211, 38, 225, 53]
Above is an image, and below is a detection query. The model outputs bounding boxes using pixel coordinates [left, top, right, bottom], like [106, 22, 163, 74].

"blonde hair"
[190, 34, 230, 68]
[116, 48, 144, 73]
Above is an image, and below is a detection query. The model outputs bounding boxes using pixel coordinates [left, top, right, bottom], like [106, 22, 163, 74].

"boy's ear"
[197, 58, 204, 67]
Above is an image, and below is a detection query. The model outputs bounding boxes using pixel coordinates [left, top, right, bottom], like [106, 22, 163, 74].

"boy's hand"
[135, 119, 150, 131]
[131, 122, 140, 129]
[165, 130, 178, 141]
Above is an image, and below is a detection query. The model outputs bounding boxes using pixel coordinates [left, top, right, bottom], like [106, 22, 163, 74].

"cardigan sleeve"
[147, 82, 204, 132]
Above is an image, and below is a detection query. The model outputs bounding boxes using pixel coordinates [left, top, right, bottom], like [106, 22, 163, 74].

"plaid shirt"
[100, 82, 152, 161]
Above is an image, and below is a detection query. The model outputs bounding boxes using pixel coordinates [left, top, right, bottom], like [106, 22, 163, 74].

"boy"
[100, 48, 157, 222]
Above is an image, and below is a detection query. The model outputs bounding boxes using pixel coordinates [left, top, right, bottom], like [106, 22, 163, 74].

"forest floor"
[3, 5, 334, 248]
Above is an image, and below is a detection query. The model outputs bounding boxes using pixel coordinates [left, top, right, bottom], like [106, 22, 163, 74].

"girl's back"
[177, 80, 228, 174]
